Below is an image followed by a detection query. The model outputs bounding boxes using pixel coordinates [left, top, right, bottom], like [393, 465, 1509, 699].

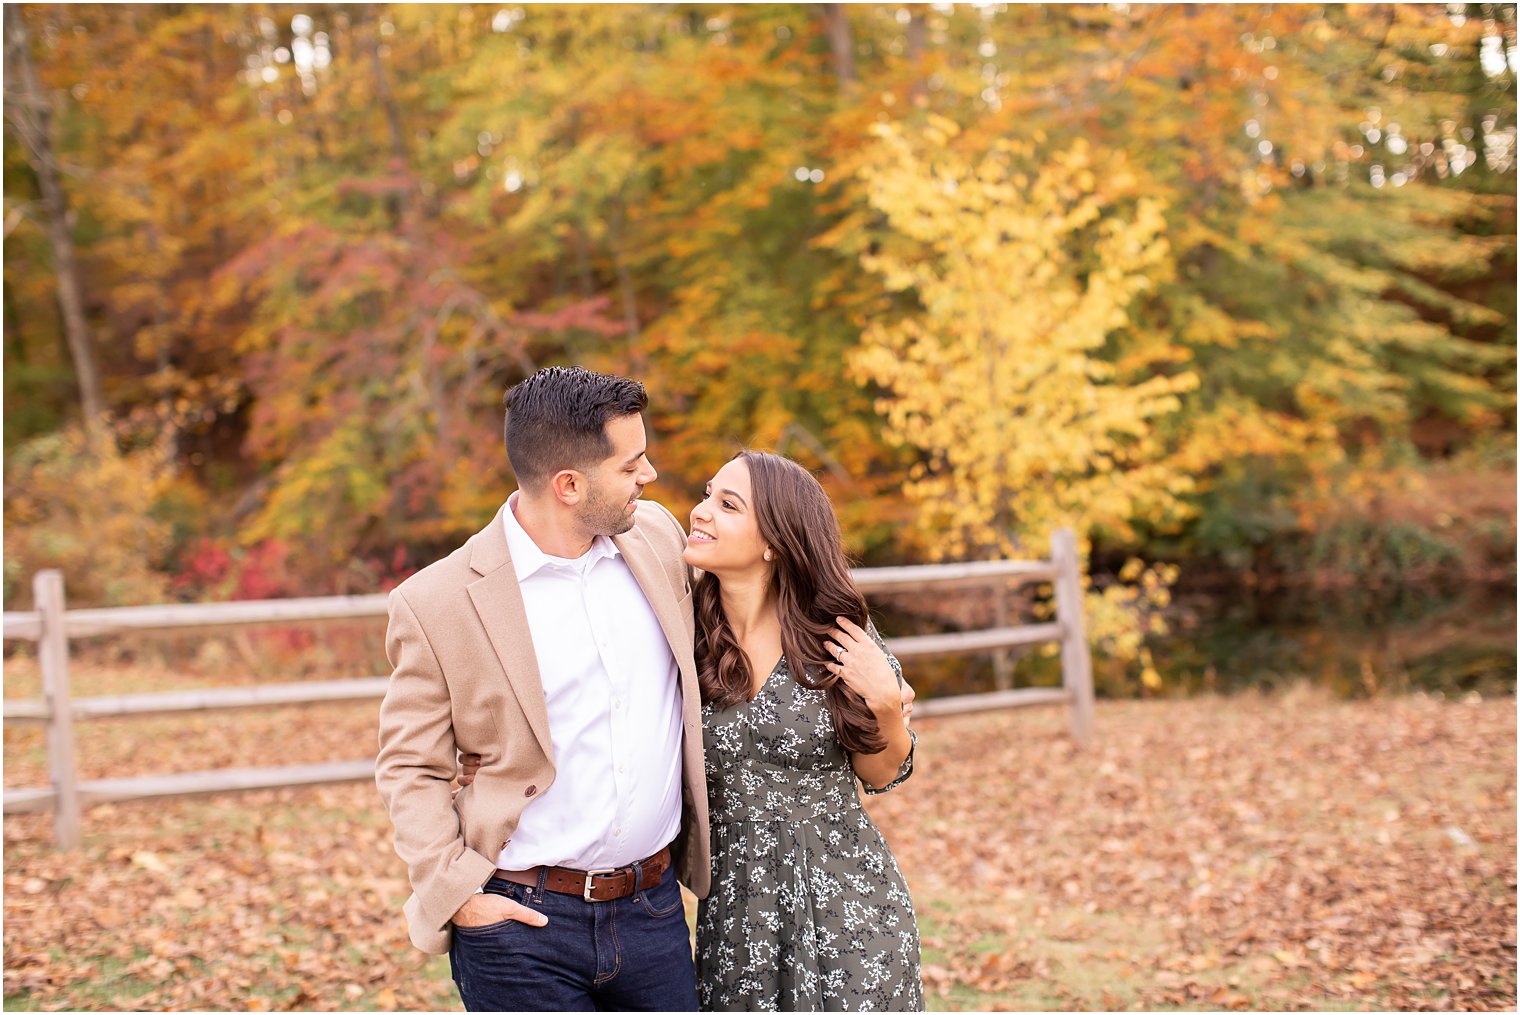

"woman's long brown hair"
[694, 451, 886, 754]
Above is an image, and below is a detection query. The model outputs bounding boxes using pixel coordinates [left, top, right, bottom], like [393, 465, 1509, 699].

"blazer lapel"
[466, 506, 555, 764]
[614, 525, 697, 680]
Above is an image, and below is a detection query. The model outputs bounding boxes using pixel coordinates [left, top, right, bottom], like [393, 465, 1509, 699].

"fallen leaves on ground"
[866, 687, 1516, 1011]
[3, 666, 1514, 1011]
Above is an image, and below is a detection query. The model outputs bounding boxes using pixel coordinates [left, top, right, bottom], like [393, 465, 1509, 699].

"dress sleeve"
[861, 618, 916, 795]
[862, 727, 917, 795]
[865, 618, 904, 682]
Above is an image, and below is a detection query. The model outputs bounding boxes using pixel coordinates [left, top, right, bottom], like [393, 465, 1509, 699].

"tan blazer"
[375, 499, 711, 954]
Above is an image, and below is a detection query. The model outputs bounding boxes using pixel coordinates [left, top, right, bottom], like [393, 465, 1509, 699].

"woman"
[685, 450, 923, 1012]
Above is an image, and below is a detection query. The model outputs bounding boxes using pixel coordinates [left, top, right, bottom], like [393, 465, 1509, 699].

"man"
[375, 366, 709, 1011]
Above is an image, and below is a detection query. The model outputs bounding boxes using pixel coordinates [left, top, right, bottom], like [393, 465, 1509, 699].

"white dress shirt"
[493, 492, 684, 871]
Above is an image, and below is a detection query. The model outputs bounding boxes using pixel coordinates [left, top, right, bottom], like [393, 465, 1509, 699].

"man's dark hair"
[503, 366, 649, 486]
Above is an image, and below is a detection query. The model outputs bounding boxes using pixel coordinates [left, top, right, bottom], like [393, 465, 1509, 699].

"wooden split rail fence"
[2, 529, 1094, 848]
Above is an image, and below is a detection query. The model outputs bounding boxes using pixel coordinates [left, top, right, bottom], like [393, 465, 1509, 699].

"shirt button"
[618, 764, 627, 774]
[613, 700, 622, 710]
[524, 785, 537, 797]
[613, 827, 622, 836]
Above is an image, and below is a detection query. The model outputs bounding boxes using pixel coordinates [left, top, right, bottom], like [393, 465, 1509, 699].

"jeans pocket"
[482, 878, 526, 901]
[452, 916, 523, 937]
[636, 875, 683, 919]
[453, 880, 531, 936]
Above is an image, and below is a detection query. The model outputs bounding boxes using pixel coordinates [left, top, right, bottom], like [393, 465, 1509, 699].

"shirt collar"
[501, 491, 620, 581]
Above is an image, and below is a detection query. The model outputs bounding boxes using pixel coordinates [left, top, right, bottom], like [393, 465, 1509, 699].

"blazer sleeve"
[644, 498, 697, 586]
[647, 498, 689, 548]
[375, 588, 498, 934]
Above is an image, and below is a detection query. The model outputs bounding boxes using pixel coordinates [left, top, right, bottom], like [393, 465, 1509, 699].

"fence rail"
[2, 530, 1094, 847]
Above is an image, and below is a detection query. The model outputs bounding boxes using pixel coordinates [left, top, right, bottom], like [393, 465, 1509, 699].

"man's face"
[577, 413, 657, 537]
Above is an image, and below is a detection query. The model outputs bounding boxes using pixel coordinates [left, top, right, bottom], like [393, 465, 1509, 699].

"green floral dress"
[696, 633, 923, 1012]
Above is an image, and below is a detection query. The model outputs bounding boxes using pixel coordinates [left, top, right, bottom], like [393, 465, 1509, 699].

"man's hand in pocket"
[452, 891, 548, 928]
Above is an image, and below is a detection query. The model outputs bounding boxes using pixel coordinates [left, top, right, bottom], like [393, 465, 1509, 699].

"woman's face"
[684, 457, 768, 574]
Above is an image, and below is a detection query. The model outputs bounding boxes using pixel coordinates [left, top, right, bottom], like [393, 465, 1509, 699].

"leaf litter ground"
[3, 660, 1513, 1012]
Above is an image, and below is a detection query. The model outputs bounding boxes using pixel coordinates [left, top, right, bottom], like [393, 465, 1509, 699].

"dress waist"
[706, 755, 862, 825]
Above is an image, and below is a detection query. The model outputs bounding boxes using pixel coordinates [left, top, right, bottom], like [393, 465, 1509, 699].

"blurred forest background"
[3, 8, 1516, 1009]
[4, 3, 1516, 692]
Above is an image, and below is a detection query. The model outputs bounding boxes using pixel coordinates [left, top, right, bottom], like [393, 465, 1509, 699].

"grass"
[916, 893, 1369, 1012]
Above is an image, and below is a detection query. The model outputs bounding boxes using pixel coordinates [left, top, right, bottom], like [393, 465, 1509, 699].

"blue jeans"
[448, 864, 697, 1012]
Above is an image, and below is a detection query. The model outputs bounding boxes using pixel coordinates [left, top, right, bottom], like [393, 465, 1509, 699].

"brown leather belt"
[493, 845, 671, 903]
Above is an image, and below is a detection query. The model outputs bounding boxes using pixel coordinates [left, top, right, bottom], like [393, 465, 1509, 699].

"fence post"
[991, 583, 1013, 691]
[36, 570, 81, 848]
[1050, 529, 1095, 746]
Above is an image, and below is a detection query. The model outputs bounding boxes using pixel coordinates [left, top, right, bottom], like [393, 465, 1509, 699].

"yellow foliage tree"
[850, 118, 1198, 669]
[853, 117, 1198, 559]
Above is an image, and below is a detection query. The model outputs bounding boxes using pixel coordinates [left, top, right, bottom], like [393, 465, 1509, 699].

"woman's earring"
[763, 549, 774, 562]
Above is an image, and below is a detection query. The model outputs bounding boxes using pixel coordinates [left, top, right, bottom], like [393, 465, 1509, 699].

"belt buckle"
[582, 867, 620, 903]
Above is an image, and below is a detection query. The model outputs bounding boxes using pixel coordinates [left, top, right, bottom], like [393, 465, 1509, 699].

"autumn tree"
[3, 3, 1512, 605]
[851, 118, 1196, 560]
[3, 4, 104, 428]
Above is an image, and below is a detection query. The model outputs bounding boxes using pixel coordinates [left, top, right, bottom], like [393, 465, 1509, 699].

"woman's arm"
[824, 617, 917, 791]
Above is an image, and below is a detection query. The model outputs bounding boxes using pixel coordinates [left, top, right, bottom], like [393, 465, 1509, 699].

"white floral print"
[696, 628, 923, 1012]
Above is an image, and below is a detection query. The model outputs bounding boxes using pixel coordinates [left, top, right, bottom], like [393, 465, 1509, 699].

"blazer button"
[524, 785, 537, 797]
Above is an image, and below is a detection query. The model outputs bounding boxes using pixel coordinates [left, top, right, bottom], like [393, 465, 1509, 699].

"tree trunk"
[906, 4, 928, 102]
[3, 5, 107, 428]
[608, 199, 643, 370]
[817, 4, 857, 93]
[363, 4, 411, 225]
[572, 221, 595, 298]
